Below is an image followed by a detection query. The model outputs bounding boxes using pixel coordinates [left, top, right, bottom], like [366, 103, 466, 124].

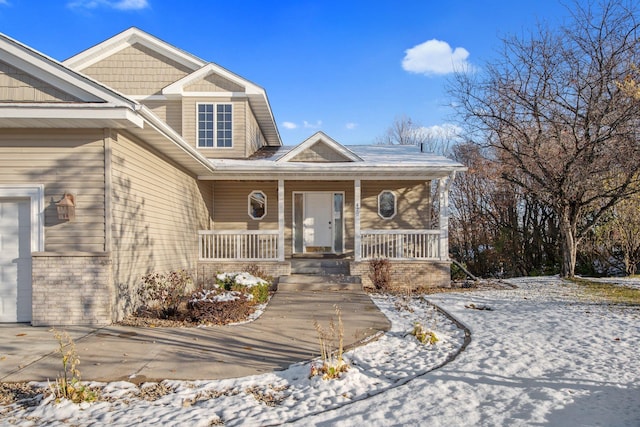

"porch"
[196, 175, 455, 290]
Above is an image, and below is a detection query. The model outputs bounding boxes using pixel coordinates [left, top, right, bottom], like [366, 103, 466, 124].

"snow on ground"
[1, 277, 639, 426]
[583, 276, 640, 290]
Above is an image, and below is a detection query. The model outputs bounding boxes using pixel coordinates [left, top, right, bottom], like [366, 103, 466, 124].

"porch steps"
[290, 258, 351, 275]
[277, 274, 361, 292]
[279, 258, 361, 291]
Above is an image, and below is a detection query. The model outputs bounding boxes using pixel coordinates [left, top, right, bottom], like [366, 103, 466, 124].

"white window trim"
[377, 190, 397, 220]
[196, 102, 233, 149]
[0, 184, 45, 251]
[248, 190, 267, 220]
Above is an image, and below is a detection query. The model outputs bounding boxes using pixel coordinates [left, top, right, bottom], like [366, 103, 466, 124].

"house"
[0, 28, 466, 326]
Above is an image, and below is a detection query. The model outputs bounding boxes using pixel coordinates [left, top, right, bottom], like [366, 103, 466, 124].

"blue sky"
[0, 0, 572, 146]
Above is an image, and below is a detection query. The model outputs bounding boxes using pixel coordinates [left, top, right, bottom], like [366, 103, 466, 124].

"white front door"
[304, 193, 333, 250]
[0, 199, 32, 322]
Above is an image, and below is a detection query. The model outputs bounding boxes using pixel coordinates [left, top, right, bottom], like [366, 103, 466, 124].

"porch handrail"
[199, 230, 279, 261]
[360, 229, 440, 260]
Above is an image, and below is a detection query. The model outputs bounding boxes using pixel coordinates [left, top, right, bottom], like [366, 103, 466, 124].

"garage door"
[0, 199, 31, 323]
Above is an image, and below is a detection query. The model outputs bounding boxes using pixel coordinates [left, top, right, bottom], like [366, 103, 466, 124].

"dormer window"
[197, 103, 232, 148]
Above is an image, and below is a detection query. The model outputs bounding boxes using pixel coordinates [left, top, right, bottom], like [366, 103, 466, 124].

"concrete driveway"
[0, 289, 390, 383]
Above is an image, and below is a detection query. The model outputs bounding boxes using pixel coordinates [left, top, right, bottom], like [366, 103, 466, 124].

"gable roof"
[0, 31, 216, 176]
[277, 131, 363, 163]
[63, 27, 282, 147]
[63, 27, 206, 72]
[201, 133, 467, 180]
[164, 63, 281, 147]
[0, 32, 143, 128]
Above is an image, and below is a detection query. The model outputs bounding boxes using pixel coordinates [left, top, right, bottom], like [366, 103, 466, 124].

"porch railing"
[360, 229, 440, 260]
[199, 230, 280, 261]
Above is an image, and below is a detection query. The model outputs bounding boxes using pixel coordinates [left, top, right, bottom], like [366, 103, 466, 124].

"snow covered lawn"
[1, 277, 639, 426]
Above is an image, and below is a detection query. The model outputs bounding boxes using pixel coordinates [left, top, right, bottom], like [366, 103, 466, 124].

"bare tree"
[449, 142, 560, 277]
[450, 0, 640, 277]
[592, 192, 640, 275]
[376, 115, 458, 155]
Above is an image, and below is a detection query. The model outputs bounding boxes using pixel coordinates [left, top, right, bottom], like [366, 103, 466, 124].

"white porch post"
[354, 179, 361, 261]
[278, 179, 285, 261]
[438, 172, 456, 261]
[438, 179, 448, 260]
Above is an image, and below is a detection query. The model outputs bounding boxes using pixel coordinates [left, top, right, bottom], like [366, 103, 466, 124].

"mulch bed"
[118, 296, 260, 328]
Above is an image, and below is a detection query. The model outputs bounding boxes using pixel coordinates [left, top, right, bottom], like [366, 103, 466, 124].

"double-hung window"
[197, 103, 232, 148]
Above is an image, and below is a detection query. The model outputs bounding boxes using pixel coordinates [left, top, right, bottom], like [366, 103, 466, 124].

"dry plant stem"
[312, 305, 348, 380]
[52, 329, 80, 398]
[50, 328, 96, 403]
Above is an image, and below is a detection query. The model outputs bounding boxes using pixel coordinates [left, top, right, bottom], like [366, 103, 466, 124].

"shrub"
[368, 259, 391, 291]
[138, 270, 192, 318]
[246, 282, 270, 304]
[411, 322, 439, 345]
[450, 261, 468, 280]
[216, 272, 270, 304]
[216, 274, 237, 291]
[243, 263, 275, 286]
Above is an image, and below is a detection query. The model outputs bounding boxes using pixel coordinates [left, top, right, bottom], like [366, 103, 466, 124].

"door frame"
[0, 185, 44, 253]
[0, 184, 44, 323]
[292, 191, 345, 255]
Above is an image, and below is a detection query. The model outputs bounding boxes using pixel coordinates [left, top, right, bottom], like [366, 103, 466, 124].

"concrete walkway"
[0, 289, 390, 384]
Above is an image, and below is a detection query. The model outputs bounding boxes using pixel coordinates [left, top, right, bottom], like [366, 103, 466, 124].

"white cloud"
[411, 123, 463, 153]
[0, 1, 9, 5]
[420, 123, 462, 138]
[402, 39, 472, 76]
[303, 120, 322, 129]
[345, 122, 358, 130]
[282, 121, 298, 130]
[113, 0, 148, 9]
[68, 0, 149, 11]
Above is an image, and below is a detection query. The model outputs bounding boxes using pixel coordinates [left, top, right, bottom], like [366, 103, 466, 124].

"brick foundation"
[350, 260, 451, 290]
[31, 252, 113, 326]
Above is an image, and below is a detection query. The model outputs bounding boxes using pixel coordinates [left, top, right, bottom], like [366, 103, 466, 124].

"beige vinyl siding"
[289, 141, 351, 162]
[185, 74, 244, 92]
[183, 97, 248, 158]
[142, 99, 183, 135]
[0, 129, 106, 251]
[284, 181, 354, 255]
[360, 180, 432, 229]
[246, 106, 265, 157]
[212, 181, 278, 230]
[80, 43, 192, 96]
[0, 60, 80, 102]
[110, 130, 213, 319]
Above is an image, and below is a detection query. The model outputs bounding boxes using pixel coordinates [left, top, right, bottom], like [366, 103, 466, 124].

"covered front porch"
[196, 175, 456, 289]
[195, 133, 465, 289]
[197, 178, 453, 263]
